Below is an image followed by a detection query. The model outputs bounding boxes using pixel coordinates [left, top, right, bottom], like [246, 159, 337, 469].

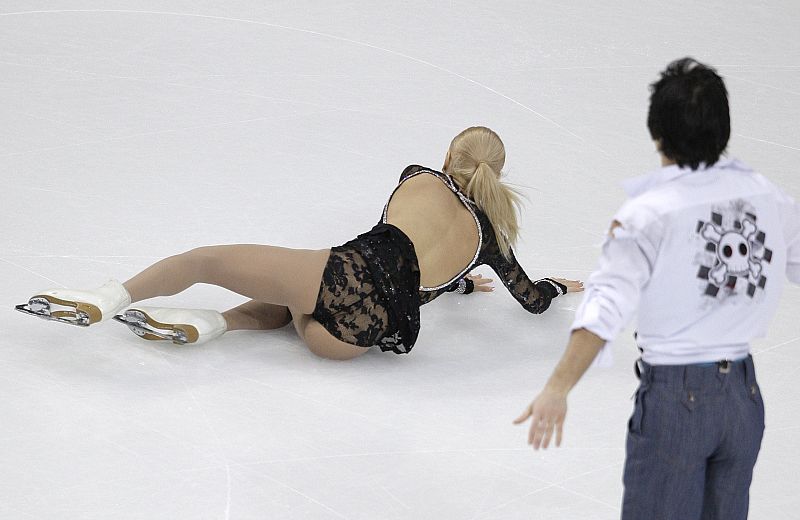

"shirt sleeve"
[570, 223, 656, 366]
[781, 193, 800, 284]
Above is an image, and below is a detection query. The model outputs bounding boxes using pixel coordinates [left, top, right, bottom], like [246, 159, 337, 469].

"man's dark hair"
[647, 57, 730, 170]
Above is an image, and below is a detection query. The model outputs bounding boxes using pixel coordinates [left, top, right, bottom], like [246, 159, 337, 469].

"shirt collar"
[621, 157, 748, 198]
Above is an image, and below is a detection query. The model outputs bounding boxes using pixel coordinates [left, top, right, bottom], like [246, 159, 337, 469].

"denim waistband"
[691, 356, 748, 368]
[636, 355, 757, 392]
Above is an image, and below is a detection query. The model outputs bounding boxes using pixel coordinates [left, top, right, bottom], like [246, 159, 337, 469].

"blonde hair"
[445, 126, 522, 259]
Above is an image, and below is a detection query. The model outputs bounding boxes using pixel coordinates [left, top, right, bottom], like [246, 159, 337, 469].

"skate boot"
[15, 280, 131, 327]
[113, 307, 227, 345]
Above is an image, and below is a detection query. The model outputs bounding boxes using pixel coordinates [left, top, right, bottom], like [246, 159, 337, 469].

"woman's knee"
[181, 246, 224, 282]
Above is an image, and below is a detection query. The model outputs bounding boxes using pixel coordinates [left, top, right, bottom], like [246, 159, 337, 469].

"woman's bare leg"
[120, 244, 368, 360]
[220, 302, 367, 359]
[123, 245, 329, 314]
[222, 300, 291, 331]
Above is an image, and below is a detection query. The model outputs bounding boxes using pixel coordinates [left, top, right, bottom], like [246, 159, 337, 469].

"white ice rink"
[1, 2, 799, 519]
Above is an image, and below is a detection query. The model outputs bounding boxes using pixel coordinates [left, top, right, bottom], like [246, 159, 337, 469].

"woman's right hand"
[466, 273, 494, 292]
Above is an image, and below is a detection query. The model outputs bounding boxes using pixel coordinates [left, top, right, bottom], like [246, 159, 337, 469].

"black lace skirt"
[312, 223, 422, 354]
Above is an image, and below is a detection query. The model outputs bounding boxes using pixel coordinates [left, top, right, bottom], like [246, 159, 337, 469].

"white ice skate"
[15, 280, 132, 327]
[113, 307, 227, 345]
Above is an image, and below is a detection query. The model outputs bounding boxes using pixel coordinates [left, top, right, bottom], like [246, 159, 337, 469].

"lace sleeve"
[486, 244, 560, 314]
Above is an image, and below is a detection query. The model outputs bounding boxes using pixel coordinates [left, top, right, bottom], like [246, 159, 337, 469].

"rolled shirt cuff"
[570, 299, 623, 368]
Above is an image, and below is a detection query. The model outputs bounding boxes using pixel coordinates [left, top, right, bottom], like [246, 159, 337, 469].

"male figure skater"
[514, 57, 800, 519]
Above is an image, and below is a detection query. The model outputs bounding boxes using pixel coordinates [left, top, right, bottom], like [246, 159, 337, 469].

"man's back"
[608, 158, 800, 364]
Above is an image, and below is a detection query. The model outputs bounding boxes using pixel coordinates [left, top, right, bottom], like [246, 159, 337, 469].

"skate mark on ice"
[725, 74, 800, 97]
[753, 336, 800, 355]
[0, 257, 65, 287]
[0, 109, 341, 158]
[380, 486, 410, 510]
[151, 348, 240, 518]
[151, 347, 378, 425]
[224, 463, 232, 520]
[733, 133, 800, 152]
[468, 453, 621, 519]
[233, 461, 353, 520]
[0, 59, 453, 131]
[0, 9, 620, 163]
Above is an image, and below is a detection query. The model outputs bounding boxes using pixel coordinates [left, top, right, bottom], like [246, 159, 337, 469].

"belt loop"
[634, 358, 652, 390]
[682, 363, 700, 392]
[744, 355, 757, 388]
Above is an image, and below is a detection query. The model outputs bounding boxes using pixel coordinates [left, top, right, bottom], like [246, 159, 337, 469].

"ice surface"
[1, 2, 798, 519]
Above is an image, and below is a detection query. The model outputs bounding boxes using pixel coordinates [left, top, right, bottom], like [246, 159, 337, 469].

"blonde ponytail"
[445, 127, 522, 259]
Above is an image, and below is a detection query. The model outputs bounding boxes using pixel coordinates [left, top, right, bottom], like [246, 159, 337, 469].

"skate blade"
[14, 295, 101, 327]
[113, 310, 198, 345]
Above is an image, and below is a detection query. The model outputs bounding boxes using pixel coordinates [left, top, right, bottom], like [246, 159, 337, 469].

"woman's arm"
[488, 246, 583, 313]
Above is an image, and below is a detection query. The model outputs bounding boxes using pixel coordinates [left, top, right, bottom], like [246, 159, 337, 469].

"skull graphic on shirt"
[696, 206, 773, 298]
[701, 218, 763, 284]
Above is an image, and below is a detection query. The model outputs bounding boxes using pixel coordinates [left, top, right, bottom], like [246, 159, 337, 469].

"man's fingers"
[531, 423, 545, 450]
[542, 422, 554, 449]
[527, 411, 543, 445]
[555, 422, 564, 447]
[513, 406, 532, 425]
[531, 414, 551, 450]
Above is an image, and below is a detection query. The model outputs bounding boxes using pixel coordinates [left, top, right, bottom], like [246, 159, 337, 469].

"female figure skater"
[16, 126, 582, 359]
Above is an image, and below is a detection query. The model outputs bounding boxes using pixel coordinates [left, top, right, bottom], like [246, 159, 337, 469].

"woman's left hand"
[466, 273, 494, 292]
[548, 277, 584, 293]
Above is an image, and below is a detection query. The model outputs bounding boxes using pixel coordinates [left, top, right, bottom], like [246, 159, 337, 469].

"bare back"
[385, 174, 479, 288]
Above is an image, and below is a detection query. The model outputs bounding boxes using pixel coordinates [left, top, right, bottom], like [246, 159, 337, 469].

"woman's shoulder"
[399, 164, 444, 182]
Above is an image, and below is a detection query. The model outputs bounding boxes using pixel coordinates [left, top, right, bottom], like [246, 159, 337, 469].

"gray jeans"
[621, 356, 765, 520]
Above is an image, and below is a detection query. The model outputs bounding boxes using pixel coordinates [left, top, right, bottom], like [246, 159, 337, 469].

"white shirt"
[572, 158, 800, 365]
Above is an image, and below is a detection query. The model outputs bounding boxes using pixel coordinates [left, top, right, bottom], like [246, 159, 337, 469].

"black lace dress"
[311, 165, 561, 354]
